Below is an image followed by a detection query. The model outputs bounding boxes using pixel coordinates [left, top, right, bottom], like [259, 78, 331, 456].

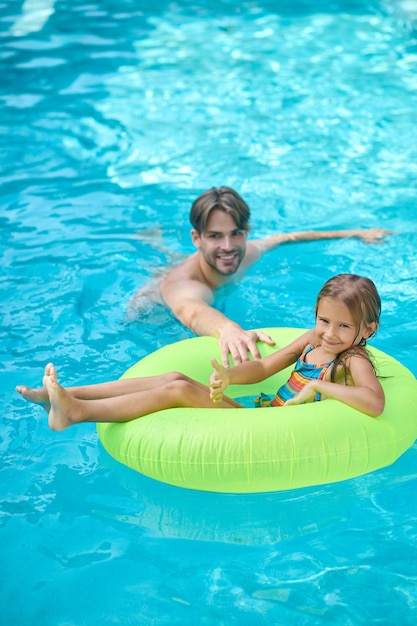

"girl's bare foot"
[43, 363, 84, 431]
[15, 382, 51, 413]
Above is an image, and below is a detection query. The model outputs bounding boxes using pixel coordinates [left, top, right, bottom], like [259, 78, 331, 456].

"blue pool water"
[1, 0, 417, 623]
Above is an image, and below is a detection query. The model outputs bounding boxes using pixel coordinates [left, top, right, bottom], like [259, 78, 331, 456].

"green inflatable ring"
[97, 328, 417, 493]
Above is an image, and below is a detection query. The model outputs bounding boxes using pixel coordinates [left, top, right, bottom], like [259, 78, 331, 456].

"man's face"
[192, 209, 248, 276]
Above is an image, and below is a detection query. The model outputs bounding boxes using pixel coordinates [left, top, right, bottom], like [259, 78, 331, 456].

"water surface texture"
[1, 0, 417, 624]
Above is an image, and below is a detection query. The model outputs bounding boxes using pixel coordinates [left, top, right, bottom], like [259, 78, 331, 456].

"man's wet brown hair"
[190, 187, 251, 233]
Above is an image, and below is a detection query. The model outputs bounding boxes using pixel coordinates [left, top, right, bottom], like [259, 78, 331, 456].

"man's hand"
[218, 327, 276, 367]
[209, 358, 230, 403]
[352, 228, 392, 244]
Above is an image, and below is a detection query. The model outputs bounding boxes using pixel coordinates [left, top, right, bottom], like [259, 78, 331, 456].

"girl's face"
[315, 297, 373, 356]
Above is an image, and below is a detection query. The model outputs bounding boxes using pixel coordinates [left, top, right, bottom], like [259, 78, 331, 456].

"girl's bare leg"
[41, 364, 241, 432]
[16, 368, 184, 407]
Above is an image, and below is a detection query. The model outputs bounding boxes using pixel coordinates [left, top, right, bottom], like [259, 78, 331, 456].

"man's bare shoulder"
[243, 240, 262, 264]
[161, 252, 202, 285]
[159, 253, 214, 305]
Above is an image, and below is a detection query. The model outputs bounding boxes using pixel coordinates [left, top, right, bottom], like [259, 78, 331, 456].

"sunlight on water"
[1, 0, 417, 624]
[98, 8, 417, 211]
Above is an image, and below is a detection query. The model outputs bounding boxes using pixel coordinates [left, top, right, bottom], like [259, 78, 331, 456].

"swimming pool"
[2, 0, 417, 623]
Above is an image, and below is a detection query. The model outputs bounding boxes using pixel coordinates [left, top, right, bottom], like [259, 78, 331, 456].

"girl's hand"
[284, 381, 319, 407]
[209, 358, 230, 403]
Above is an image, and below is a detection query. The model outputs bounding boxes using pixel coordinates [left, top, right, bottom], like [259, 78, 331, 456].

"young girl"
[16, 274, 385, 429]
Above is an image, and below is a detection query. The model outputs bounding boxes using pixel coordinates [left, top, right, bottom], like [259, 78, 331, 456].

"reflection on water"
[9, 0, 56, 37]
[2, 0, 417, 623]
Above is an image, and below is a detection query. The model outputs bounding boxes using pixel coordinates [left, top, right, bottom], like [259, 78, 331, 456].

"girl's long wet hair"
[315, 274, 381, 382]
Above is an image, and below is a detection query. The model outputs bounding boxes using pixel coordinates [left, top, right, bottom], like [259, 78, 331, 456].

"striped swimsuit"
[255, 345, 335, 408]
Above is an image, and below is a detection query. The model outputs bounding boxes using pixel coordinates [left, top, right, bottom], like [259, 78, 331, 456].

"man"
[144, 187, 390, 366]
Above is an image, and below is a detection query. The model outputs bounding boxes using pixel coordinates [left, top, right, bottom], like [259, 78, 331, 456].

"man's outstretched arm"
[160, 278, 275, 367]
[253, 228, 392, 254]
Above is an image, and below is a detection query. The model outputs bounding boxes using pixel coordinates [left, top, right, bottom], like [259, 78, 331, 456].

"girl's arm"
[284, 354, 385, 417]
[209, 331, 312, 403]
